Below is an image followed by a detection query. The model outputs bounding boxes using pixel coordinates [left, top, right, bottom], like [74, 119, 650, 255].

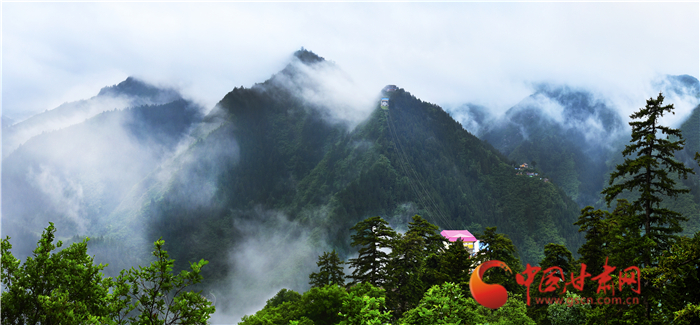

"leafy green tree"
[1, 223, 114, 324]
[540, 243, 574, 274]
[118, 239, 215, 324]
[339, 283, 391, 325]
[309, 250, 345, 288]
[242, 284, 389, 325]
[299, 284, 348, 325]
[347, 216, 397, 287]
[399, 282, 535, 325]
[239, 288, 305, 325]
[656, 231, 700, 324]
[547, 291, 591, 325]
[400, 282, 479, 325]
[1, 223, 215, 324]
[265, 288, 302, 308]
[289, 317, 315, 325]
[673, 303, 700, 325]
[574, 207, 613, 278]
[601, 92, 695, 321]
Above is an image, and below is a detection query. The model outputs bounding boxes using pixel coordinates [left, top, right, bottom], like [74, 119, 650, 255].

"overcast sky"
[3, 2, 698, 123]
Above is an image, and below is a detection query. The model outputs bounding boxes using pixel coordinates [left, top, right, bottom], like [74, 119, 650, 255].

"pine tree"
[420, 238, 473, 290]
[309, 250, 345, 288]
[405, 215, 446, 257]
[602, 92, 694, 263]
[347, 216, 397, 287]
[600, 92, 695, 322]
[385, 231, 425, 319]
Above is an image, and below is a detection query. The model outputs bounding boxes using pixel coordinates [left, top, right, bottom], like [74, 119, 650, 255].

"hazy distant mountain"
[2, 116, 15, 129]
[2, 77, 182, 158]
[443, 103, 493, 136]
[655, 74, 700, 100]
[452, 75, 699, 210]
[2, 81, 202, 260]
[477, 85, 626, 207]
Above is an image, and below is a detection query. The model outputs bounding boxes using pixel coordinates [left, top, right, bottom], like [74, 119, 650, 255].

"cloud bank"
[3, 2, 697, 124]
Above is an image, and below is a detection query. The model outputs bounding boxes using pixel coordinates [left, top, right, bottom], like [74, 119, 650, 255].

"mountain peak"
[293, 47, 325, 65]
[97, 77, 180, 102]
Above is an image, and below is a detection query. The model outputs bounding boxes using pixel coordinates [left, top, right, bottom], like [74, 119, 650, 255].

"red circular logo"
[469, 260, 512, 309]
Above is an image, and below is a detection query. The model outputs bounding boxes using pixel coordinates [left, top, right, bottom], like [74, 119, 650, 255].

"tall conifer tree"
[601, 92, 695, 322]
[602, 92, 694, 263]
[347, 216, 397, 287]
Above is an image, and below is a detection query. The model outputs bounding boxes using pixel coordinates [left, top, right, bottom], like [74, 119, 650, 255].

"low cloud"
[26, 165, 87, 234]
[209, 206, 329, 324]
[271, 55, 378, 129]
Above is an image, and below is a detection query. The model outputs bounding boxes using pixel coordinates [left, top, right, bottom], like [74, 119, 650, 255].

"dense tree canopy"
[1, 223, 215, 324]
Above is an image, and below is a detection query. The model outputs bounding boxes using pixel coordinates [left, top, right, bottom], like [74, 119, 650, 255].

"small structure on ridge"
[383, 85, 398, 93]
[380, 97, 390, 109]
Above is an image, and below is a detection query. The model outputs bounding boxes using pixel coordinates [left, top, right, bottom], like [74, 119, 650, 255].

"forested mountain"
[1, 82, 202, 260]
[465, 76, 700, 211]
[678, 103, 700, 174]
[477, 85, 627, 207]
[2, 77, 182, 158]
[90, 49, 583, 319]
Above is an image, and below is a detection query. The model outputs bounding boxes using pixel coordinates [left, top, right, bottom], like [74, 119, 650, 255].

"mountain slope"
[98, 50, 583, 318]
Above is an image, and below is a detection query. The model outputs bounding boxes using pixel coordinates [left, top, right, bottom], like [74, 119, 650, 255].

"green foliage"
[420, 239, 473, 292]
[118, 239, 215, 324]
[399, 282, 535, 325]
[674, 303, 700, 325]
[265, 288, 302, 308]
[570, 93, 700, 324]
[1, 223, 113, 324]
[1, 223, 215, 324]
[547, 292, 591, 325]
[540, 243, 574, 274]
[385, 231, 426, 318]
[239, 288, 305, 325]
[339, 283, 392, 325]
[655, 231, 700, 324]
[406, 215, 446, 256]
[309, 250, 345, 288]
[240, 283, 390, 325]
[527, 243, 575, 325]
[347, 216, 397, 287]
